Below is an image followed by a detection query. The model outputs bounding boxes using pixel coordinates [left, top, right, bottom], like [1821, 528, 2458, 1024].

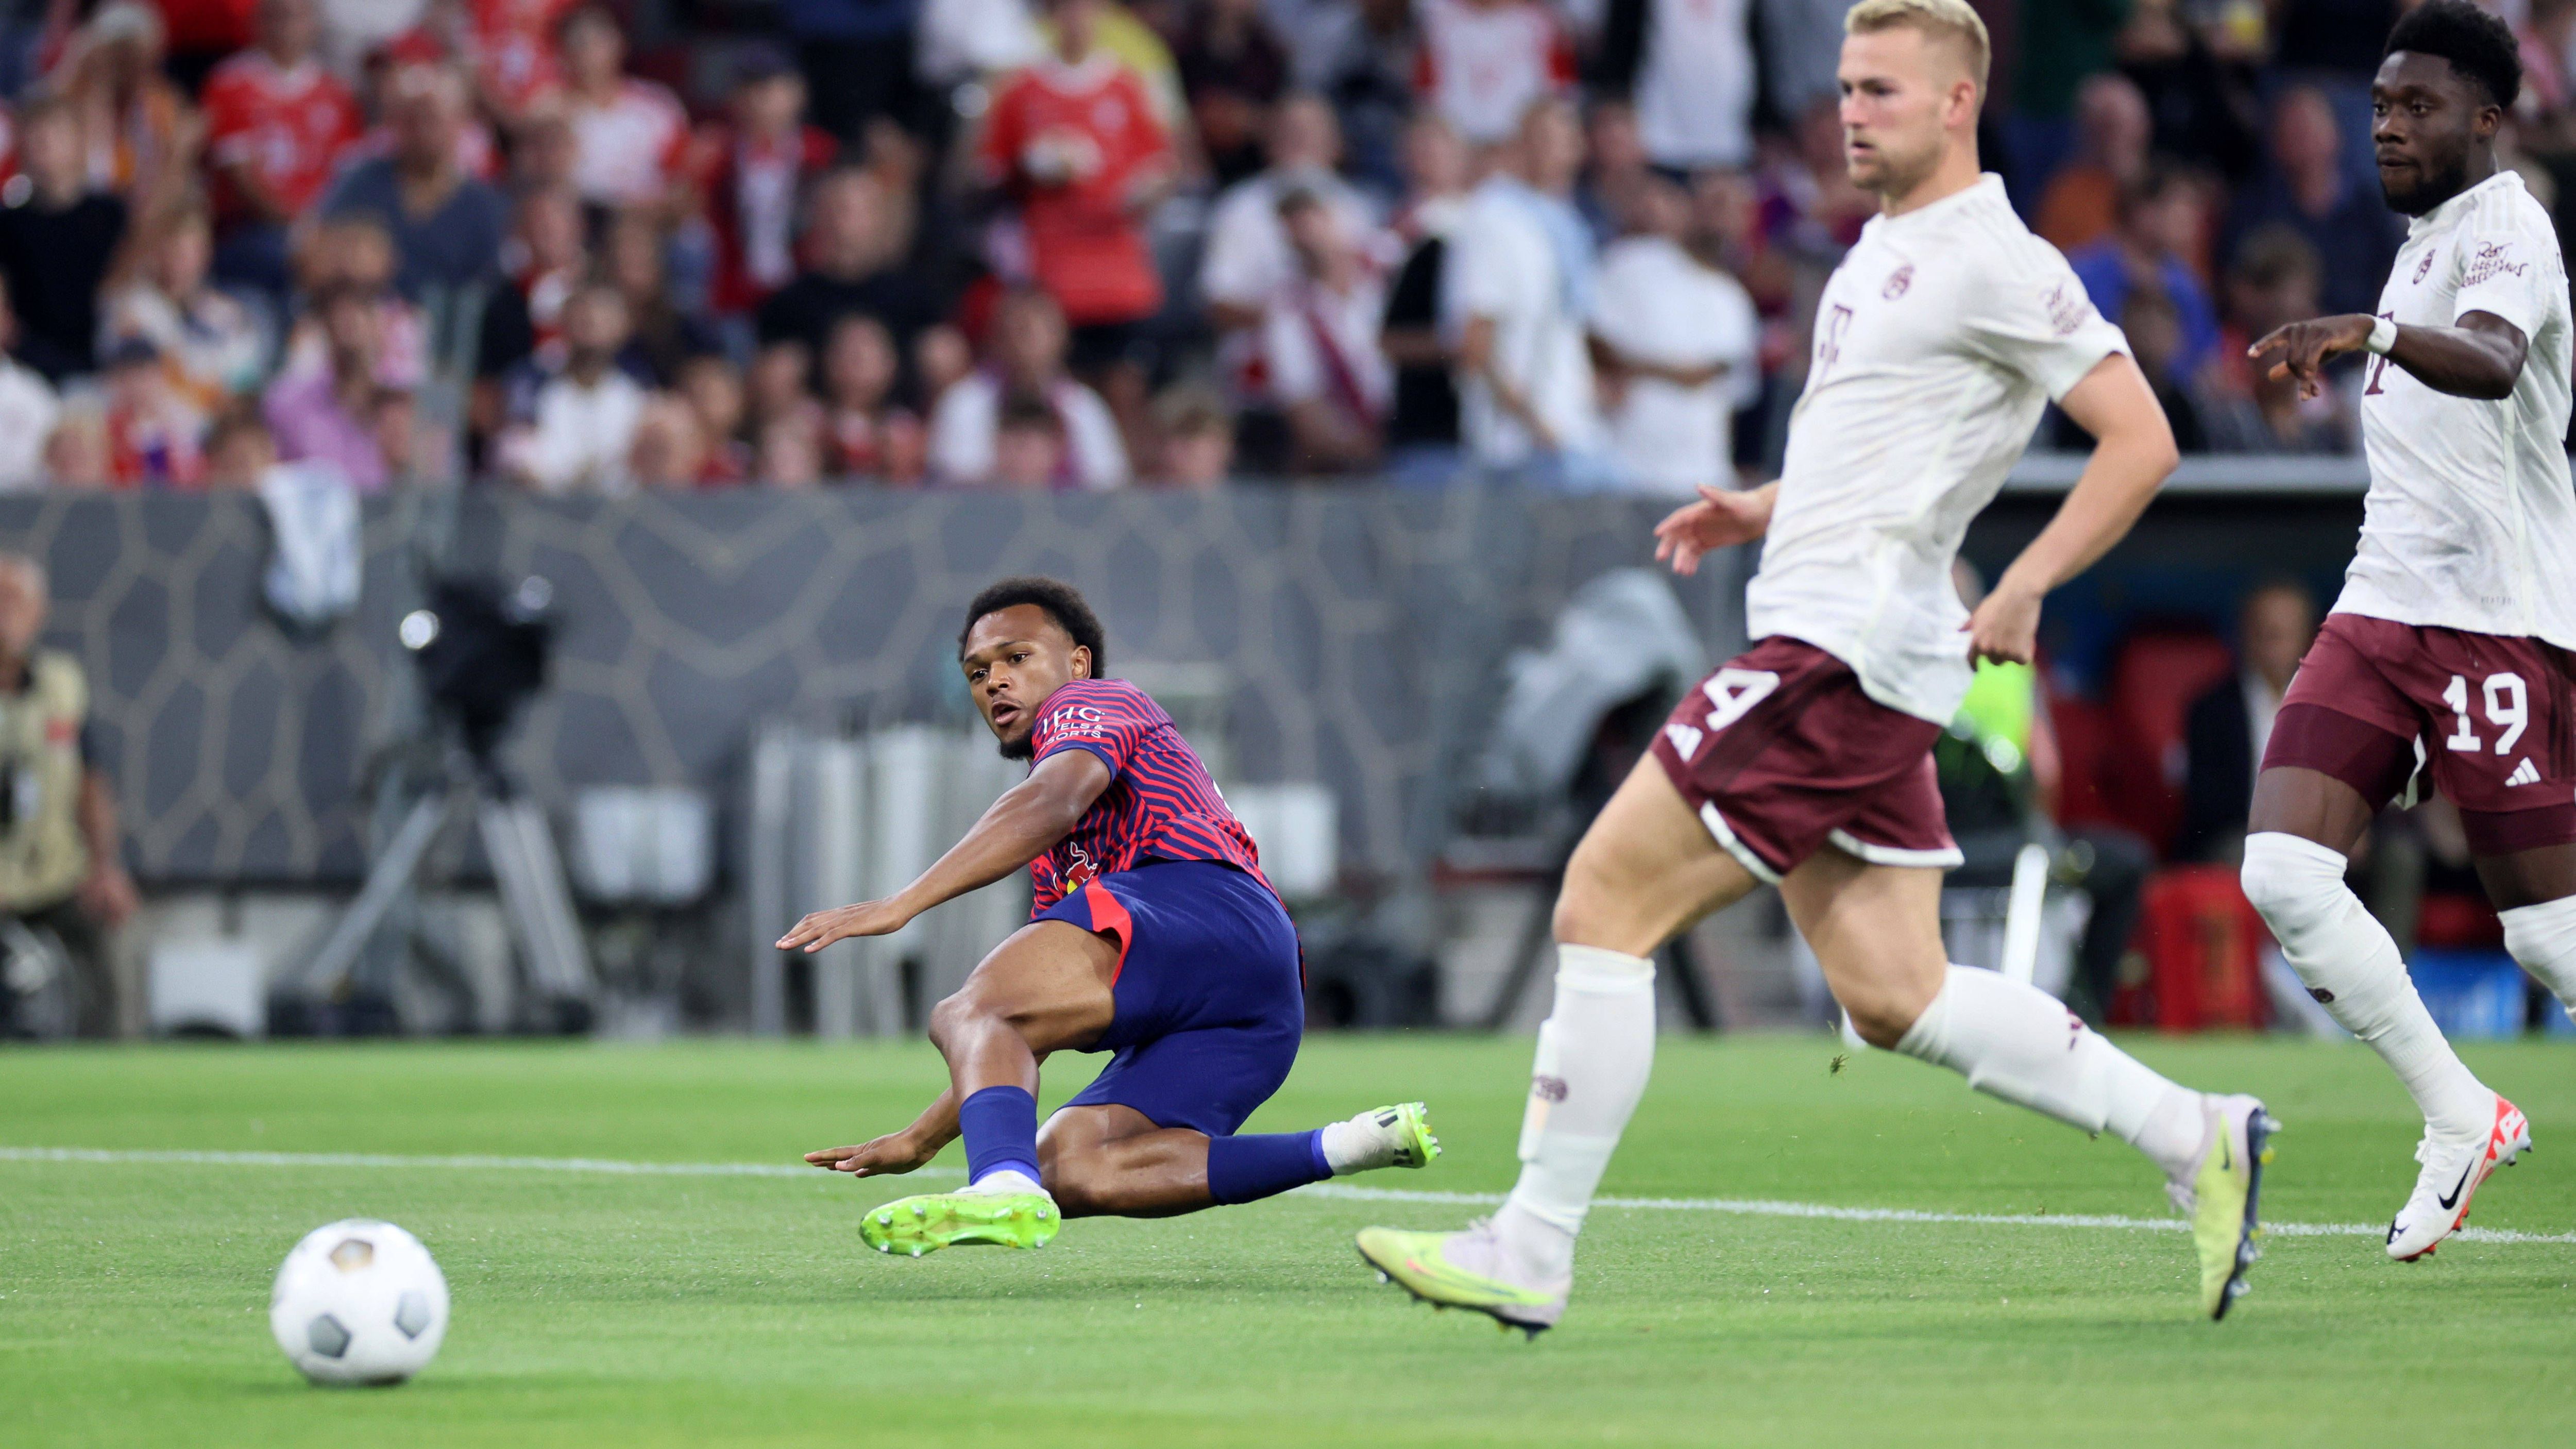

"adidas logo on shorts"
[2505, 757, 2542, 788]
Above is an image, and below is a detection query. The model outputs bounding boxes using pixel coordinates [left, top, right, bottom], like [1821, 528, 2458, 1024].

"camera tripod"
[279, 740, 595, 1035]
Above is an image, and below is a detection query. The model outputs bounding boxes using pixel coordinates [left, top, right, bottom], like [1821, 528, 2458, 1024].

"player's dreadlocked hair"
[959, 577, 1109, 674]
[2386, 0, 2521, 111]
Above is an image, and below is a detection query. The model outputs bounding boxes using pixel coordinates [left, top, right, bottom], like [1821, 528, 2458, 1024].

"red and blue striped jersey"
[1025, 678, 1270, 913]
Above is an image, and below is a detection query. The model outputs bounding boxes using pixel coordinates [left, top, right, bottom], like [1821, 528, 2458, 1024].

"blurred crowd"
[0, 0, 2564, 494]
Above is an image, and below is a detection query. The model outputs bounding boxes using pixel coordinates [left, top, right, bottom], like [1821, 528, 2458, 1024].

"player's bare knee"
[1553, 839, 1658, 950]
[926, 989, 1002, 1054]
[1841, 987, 1924, 1050]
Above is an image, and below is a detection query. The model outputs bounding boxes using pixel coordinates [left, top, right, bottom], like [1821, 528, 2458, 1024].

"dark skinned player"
[2242, 0, 2576, 1261]
[780, 578, 1439, 1255]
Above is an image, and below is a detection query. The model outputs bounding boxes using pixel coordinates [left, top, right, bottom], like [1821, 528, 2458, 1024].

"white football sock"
[1895, 964, 2206, 1181]
[2501, 895, 2576, 1011]
[1495, 945, 1656, 1275]
[1318, 1117, 1371, 1174]
[2242, 831, 2490, 1137]
[1318, 1108, 1411, 1174]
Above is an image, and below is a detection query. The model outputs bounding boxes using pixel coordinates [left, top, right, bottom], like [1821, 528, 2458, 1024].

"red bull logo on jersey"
[1059, 841, 1100, 892]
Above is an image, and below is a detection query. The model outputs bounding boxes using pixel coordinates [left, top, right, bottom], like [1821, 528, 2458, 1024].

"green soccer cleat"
[1355, 1222, 1568, 1337]
[2174, 1093, 2277, 1321]
[1364, 1101, 1443, 1169]
[859, 1189, 1059, 1258]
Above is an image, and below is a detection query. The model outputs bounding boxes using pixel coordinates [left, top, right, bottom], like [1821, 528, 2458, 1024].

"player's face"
[1837, 28, 1965, 196]
[2372, 52, 2498, 217]
[961, 605, 1093, 760]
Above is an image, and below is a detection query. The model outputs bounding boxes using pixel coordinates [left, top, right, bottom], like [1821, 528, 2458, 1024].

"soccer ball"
[268, 1219, 449, 1386]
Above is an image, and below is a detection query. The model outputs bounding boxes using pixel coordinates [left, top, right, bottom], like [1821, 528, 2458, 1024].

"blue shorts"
[1032, 860, 1303, 1138]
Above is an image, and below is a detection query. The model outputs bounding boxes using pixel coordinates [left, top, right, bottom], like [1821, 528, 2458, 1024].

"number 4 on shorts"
[1664, 668, 1781, 763]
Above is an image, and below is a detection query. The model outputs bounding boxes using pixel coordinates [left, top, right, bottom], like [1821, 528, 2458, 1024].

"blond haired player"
[1355, 0, 2275, 1332]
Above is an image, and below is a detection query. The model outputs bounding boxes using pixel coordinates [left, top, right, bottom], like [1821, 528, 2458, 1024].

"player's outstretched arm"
[775, 749, 1114, 953]
[2247, 310, 2526, 402]
[1969, 351, 2178, 666]
[806, 1083, 961, 1176]
[1652, 481, 1777, 576]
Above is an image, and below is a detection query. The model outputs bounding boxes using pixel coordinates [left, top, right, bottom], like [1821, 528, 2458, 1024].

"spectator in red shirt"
[463, 0, 581, 123]
[100, 336, 206, 487]
[697, 46, 837, 318]
[201, 0, 361, 299]
[978, 0, 1174, 387]
[558, 4, 691, 213]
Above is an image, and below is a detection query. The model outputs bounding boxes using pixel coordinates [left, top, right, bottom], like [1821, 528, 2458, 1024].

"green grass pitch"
[5, 1034, 2574, 1447]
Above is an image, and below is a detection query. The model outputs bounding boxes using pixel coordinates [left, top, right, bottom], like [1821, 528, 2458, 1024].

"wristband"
[2365, 316, 2398, 356]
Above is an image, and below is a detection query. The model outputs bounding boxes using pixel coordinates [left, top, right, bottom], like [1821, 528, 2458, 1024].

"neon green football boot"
[860, 1186, 1059, 1258]
[2173, 1093, 2278, 1320]
[1342, 1101, 1443, 1170]
[1355, 1220, 1568, 1337]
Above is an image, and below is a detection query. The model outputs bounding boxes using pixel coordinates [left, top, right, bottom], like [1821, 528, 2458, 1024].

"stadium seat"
[2415, 891, 2505, 949]
[2104, 629, 2238, 854]
[2406, 949, 2528, 1039]
[2130, 865, 2269, 1032]
[2046, 692, 2121, 833]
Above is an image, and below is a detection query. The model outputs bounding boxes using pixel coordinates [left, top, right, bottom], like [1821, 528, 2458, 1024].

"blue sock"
[957, 1085, 1042, 1188]
[1206, 1130, 1332, 1205]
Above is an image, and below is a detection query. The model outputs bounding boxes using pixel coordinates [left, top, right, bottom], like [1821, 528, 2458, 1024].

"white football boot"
[2387, 1094, 2531, 1262]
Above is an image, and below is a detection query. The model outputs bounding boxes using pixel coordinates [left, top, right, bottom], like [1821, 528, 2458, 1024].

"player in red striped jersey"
[780, 578, 1440, 1256]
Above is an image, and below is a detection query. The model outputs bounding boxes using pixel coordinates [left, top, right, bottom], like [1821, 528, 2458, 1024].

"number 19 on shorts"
[2443, 671, 2528, 754]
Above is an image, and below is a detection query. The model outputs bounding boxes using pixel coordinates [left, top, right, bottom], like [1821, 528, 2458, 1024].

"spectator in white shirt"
[1441, 96, 1608, 483]
[560, 5, 692, 212]
[1588, 167, 1758, 496]
[0, 276, 61, 491]
[1199, 94, 1387, 364]
[928, 288, 1130, 488]
[1414, 0, 1574, 147]
[1597, 0, 1756, 172]
[1262, 188, 1391, 471]
[503, 284, 647, 494]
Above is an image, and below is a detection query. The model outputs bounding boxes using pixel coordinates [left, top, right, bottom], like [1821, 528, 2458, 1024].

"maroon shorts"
[1648, 636, 1960, 882]
[2265, 612, 2576, 855]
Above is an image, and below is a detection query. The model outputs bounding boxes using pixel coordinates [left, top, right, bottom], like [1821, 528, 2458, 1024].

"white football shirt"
[2343, 169, 2576, 649]
[1744, 174, 2128, 726]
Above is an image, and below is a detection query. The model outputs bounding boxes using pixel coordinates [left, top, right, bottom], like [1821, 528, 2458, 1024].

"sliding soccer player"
[1356, 0, 2273, 1332]
[2240, 1, 2574, 1262]
[780, 577, 1438, 1255]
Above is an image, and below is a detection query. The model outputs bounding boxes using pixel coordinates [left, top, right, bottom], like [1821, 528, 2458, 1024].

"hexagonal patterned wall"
[0, 490, 1743, 885]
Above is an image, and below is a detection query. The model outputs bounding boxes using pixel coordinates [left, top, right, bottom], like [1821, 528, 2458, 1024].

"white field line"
[8, 1145, 2574, 1246]
[0, 1145, 961, 1181]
